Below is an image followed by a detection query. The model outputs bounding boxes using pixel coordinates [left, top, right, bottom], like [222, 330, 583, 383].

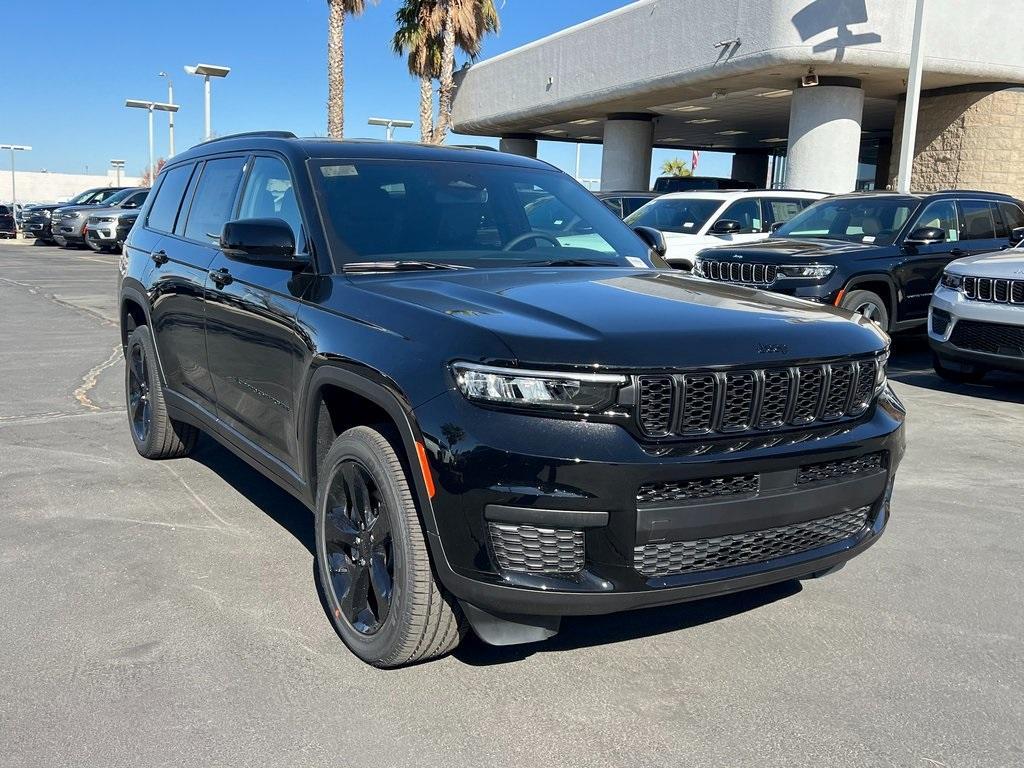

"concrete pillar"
[600, 114, 653, 191]
[731, 153, 770, 187]
[499, 137, 537, 158]
[785, 81, 864, 193]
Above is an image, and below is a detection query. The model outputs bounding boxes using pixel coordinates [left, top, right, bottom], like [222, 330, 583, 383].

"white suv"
[624, 189, 826, 269]
[929, 227, 1024, 382]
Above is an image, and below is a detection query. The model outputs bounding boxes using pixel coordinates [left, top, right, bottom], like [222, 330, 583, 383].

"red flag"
[691, 150, 700, 173]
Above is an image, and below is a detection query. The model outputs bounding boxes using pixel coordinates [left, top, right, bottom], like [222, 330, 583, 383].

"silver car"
[929, 227, 1024, 382]
[53, 188, 146, 248]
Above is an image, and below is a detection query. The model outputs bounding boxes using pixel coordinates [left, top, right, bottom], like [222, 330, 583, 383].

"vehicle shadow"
[453, 580, 801, 666]
[189, 435, 316, 553]
[887, 333, 1024, 405]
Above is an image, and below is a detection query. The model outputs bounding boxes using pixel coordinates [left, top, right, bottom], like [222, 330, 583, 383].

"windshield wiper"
[343, 260, 471, 273]
[525, 258, 621, 268]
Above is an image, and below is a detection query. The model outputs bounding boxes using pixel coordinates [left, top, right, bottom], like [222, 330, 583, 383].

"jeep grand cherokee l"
[118, 133, 905, 667]
[693, 191, 1024, 333]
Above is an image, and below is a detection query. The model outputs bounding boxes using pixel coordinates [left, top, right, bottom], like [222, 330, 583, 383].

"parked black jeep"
[693, 190, 1024, 333]
[117, 133, 905, 667]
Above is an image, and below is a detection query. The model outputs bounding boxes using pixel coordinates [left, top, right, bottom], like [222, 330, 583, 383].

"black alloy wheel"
[323, 460, 395, 635]
[127, 342, 151, 443]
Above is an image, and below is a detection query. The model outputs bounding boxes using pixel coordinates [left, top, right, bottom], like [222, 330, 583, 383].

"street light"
[184, 63, 231, 141]
[110, 159, 126, 186]
[125, 100, 179, 186]
[367, 117, 414, 142]
[157, 72, 175, 156]
[1, 144, 31, 231]
[897, 0, 926, 193]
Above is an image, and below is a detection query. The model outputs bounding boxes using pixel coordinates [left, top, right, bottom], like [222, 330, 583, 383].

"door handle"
[949, 248, 966, 256]
[151, 249, 168, 265]
[208, 268, 233, 287]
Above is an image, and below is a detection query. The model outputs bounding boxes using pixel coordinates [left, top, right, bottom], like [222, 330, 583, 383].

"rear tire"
[932, 352, 987, 384]
[315, 426, 465, 667]
[124, 324, 198, 459]
[841, 289, 890, 332]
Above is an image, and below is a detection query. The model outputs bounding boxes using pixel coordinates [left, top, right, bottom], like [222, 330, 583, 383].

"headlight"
[875, 351, 889, 393]
[776, 264, 835, 280]
[940, 271, 963, 291]
[692, 260, 705, 277]
[452, 362, 625, 412]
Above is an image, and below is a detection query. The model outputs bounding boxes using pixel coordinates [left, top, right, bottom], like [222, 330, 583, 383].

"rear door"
[896, 198, 963, 320]
[204, 153, 312, 473]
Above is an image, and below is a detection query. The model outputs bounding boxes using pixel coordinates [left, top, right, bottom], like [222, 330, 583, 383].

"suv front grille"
[637, 474, 759, 505]
[636, 359, 878, 439]
[962, 276, 1024, 304]
[797, 451, 885, 485]
[488, 522, 584, 574]
[701, 260, 778, 286]
[633, 506, 871, 577]
[949, 320, 1024, 358]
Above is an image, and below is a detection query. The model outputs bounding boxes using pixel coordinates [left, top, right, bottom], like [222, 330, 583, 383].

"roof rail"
[200, 130, 298, 145]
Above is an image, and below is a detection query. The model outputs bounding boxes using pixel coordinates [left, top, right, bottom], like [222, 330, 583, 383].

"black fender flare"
[841, 273, 900, 325]
[119, 283, 173, 386]
[298, 363, 441, 538]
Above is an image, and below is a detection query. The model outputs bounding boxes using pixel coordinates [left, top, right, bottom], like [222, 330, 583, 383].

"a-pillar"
[600, 114, 653, 191]
[498, 136, 538, 158]
[784, 79, 864, 193]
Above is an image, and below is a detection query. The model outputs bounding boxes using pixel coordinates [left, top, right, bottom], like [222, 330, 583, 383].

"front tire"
[315, 426, 464, 667]
[124, 324, 198, 459]
[841, 289, 890, 332]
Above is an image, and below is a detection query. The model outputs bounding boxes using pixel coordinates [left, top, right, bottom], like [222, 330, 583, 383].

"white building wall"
[1, 171, 144, 205]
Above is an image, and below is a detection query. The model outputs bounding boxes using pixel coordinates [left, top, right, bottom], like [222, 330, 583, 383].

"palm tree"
[393, 0, 500, 144]
[327, 0, 376, 139]
[661, 158, 692, 177]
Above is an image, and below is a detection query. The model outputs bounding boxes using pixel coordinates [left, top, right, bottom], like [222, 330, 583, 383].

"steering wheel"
[502, 231, 562, 251]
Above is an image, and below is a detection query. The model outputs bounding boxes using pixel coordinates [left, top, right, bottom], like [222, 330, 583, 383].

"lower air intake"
[633, 506, 871, 577]
[489, 522, 585, 574]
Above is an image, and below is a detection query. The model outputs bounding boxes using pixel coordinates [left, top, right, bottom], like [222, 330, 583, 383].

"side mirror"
[1010, 226, 1024, 247]
[220, 218, 306, 270]
[632, 225, 667, 258]
[770, 221, 785, 233]
[710, 218, 741, 234]
[905, 226, 946, 246]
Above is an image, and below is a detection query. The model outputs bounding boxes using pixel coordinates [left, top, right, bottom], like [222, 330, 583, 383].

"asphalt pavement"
[1, 240, 1022, 768]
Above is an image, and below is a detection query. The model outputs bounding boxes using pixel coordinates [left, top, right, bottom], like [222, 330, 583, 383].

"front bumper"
[54, 216, 87, 243]
[85, 220, 131, 248]
[928, 285, 1024, 372]
[414, 385, 906, 617]
[23, 220, 52, 239]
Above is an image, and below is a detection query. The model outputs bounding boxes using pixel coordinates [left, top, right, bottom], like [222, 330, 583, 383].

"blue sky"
[0, 0, 731, 183]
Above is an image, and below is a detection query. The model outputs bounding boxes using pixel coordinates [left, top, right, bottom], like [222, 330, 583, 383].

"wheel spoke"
[368, 502, 391, 540]
[131, 350, 145, 383]
[324, 507, 359, 547]
[368, 551, 393, 613]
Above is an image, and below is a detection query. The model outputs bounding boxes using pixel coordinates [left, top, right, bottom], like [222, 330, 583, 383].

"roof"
[656, 189, 825, 201]
[171, 132, 553, 171]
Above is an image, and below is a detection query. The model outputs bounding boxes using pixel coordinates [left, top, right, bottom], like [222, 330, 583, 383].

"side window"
[183, 156, 247, 244]
[601, 197, 624, 217]
[125, 190, 148, 208]
[237, 156, 305, 250]
[994, 202, 1024, 238]
[958, 200, 997, 240]
[719, 198, 762, 233]
[912, 200, 960, 242]
[623, 197, 650, 216]
[763, 198, 807, 228]
[146, 164, 194, 233]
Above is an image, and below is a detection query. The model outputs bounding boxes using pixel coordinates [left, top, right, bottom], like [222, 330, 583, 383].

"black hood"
[697, 237, 884, 262]
[349, 267, 888, 369]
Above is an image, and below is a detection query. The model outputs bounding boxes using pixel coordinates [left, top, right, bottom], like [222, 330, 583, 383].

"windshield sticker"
[321, 164, 358, 177]
[626, 257, 648, 268]
[862, 235, 876, 243]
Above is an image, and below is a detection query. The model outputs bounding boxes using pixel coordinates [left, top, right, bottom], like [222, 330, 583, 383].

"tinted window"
[622, 197, 653, 216]
[146, 165, 194, 233]
[624, 197, 722, 234]
[601, 197, 624, 217]
[0, 206, 10, 216]
[763, 198, 809, 227]
[719, 199, 762, 233]
[996, 202, 1024, 237]
[98, 188, 136, 206]
[776, 197, 916, 244]
[123, 190, 148, 208]
[93, 189, 124, 204]
[237, 156, 304, 249]
[959, 200, 997, 240]
[183, 157, 246, 244]
[912, 200, 960, 242]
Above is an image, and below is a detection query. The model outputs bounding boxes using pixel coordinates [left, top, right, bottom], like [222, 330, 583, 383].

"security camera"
[801, 71, 819, 88]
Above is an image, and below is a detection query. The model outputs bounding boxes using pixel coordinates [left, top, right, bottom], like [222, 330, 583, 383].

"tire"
[124, 324, 198, 459]
[315, 426, 465, 667]
[841, 289, 890, 332]
[932, 352, 987, 384]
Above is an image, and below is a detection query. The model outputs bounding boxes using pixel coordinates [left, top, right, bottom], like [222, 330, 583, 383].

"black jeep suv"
[693, 191, 1024, 333]
[117, 133, 905, 667]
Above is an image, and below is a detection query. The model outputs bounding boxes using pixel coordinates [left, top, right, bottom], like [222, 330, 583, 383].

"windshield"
[774, 197, 920, 244]
[66, 188, 104, 205]
[624, 197, 722, 234]
[312, 159, 653, 269]
[99, 188, 136, 206]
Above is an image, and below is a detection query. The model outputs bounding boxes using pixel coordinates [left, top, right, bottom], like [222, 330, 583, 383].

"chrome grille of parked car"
[700, 260, 778, 285]
[635, 358, 878, 439]
[962, 276, 1024, 304]
[633, 506, 871, 577]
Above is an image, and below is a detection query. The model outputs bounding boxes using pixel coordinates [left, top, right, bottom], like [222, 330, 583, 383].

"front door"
[204, 154, 311, 473]
[896, 199, 965, 321]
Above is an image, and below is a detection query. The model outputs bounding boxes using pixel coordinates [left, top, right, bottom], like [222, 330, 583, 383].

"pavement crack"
[159, 461, 240, 532]
[0, 276, 117, 326]
[74, 344, 123, 411]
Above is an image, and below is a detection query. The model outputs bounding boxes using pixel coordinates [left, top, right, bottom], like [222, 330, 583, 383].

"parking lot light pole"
[158, 72, 175, 156]
[367, 117, 414, 142]
[184, 64, 231, 141]
[125, 100, 179, 186]
[110, 159, 125, 187]
[897, 0, 927, 193]
[0, 144, 31, 231]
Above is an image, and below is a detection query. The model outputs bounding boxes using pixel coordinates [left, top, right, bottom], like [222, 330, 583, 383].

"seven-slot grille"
[488, 522, 585, 574]
[633, 506, 871, 577]
[949, 319, 1024, 358]
[635, 359, 878, 439]
[701, 260, 778, 285]
[962, 276, 1024, 304]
